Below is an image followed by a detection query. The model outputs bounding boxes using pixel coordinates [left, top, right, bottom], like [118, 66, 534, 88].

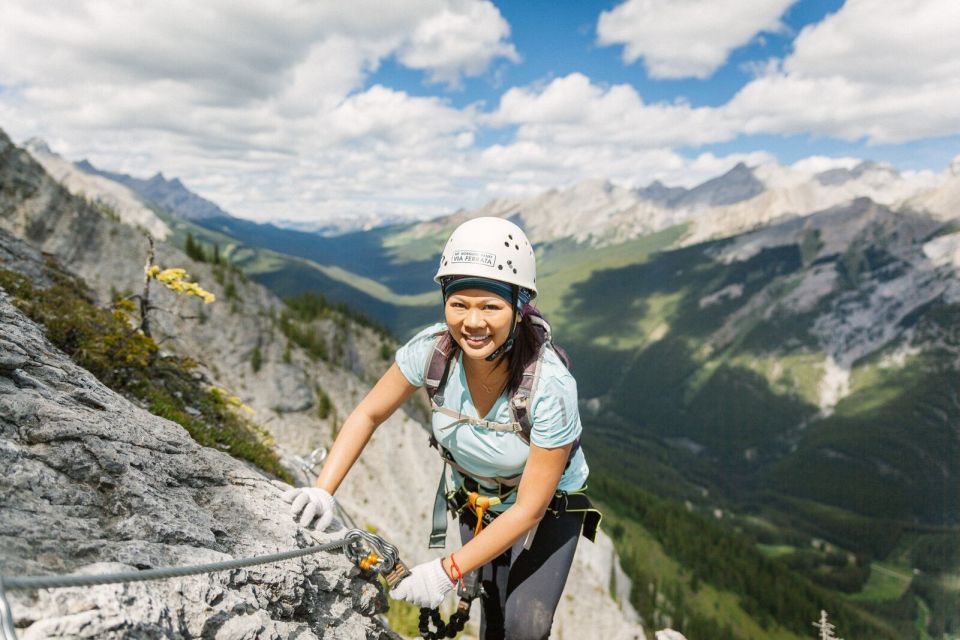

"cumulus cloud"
[2, 0, 957, 226]
[477, 73, 769, 196]
[597, 0, 797, 79]
[488, 73, 735, 148]
[727, 0, 960, 144]
[0, 0, 517, 222]
[397, 0, 520, 88]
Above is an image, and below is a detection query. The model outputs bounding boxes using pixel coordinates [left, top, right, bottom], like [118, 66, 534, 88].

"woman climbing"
[282, 217, 598, 640]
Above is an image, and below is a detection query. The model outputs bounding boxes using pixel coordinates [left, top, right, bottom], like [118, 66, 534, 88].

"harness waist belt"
[447, 483, 601, 543]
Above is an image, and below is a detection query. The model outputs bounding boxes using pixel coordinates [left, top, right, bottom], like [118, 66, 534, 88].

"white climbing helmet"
[434, 217, 537, 297]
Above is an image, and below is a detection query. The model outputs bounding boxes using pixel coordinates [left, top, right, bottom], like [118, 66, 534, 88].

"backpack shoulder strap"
[424, 330, 455, 402]
[508, 313, 574, 446]
[509, 342, 546, 446]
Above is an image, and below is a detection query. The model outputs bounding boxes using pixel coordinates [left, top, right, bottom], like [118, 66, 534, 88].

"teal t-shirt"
[396, 323, 589, 510]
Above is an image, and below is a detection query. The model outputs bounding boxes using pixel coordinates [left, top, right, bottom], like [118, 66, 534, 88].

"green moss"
[0, 265, 292, 483]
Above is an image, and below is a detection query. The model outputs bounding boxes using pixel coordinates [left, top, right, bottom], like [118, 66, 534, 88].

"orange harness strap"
[466, 492, 502, 536]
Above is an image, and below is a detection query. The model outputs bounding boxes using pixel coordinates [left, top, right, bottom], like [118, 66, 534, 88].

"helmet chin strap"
[485, 285, 520, 362]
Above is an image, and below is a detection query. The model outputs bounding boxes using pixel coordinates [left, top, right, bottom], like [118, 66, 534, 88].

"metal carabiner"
[342, 529, 411, 588]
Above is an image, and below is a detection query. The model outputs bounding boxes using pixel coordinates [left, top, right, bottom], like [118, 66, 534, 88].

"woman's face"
[444, 288, 514, 361]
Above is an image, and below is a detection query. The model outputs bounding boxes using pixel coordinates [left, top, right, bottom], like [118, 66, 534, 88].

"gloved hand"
[389, 558, 453, 609]
[280, 487, 336, 530]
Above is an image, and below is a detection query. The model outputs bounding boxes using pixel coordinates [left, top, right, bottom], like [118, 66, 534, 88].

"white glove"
[390, 558, 453, 609]
[280, 487, 336, 530]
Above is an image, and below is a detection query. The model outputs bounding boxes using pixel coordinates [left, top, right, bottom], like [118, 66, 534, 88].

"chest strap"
[431, 401, 525, 436]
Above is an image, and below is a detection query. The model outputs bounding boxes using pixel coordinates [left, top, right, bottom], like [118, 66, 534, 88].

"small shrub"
[0, 265, 291, 483]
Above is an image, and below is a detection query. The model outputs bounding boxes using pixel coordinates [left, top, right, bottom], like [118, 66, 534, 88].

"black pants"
[458, 510, 582, 640]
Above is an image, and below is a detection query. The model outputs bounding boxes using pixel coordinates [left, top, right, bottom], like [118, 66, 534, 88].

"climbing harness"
[0, 529, 409, 640]
[447, 481, 602, 543]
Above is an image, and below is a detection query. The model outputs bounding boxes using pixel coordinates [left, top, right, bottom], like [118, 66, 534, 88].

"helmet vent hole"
[504, 241, 509, 247]
[512, 268, 517, 274]
[498, 265, 503, 270]
[514, 244, 519, 250]
[508, 234, 513, 240]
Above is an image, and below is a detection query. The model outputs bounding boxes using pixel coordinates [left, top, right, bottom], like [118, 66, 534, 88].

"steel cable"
[0, 529, 383, 640]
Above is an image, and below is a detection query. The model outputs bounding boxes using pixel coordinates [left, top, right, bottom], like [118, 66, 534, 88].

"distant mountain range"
[75, 159, 236, 222]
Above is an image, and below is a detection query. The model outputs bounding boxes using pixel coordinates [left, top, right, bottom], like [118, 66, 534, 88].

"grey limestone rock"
[0, 288, 396, 639]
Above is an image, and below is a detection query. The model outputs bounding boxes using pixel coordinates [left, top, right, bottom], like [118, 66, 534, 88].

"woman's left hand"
[389, 558, 453, 608]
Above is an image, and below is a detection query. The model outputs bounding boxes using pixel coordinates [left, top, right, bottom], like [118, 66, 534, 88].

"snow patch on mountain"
[877, 342, 922, 370]
[818, 356, 850, 416]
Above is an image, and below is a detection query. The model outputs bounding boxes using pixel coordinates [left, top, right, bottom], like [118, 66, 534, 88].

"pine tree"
[813, 610, 843, 640]
[184, 232, 205, 262]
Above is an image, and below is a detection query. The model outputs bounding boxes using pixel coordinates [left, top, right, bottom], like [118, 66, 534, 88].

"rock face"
[0, 235, 394, 639]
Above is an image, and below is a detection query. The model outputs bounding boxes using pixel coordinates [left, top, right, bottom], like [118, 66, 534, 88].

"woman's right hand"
[281, 487, 336, 530]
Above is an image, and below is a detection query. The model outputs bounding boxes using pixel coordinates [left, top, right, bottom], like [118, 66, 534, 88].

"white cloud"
[790, 156, 862, 174]
[2, 0, 958, 227]
[477, 74, 774, 196]
[726, 0, 960, 143]
[784, 0, 960, 86]
[398, 0, 520, 88]
[0, 0, 518, 223]
[488, 73, 734, 148]
[597, 0, 797, 79]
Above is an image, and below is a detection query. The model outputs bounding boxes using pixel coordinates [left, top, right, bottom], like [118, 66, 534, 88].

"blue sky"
[376, 0, 844, 109]
[0, 0, 958, 223]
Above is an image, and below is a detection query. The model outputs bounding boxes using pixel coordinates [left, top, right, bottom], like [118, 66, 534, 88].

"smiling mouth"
[463, 335, 492, 347]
